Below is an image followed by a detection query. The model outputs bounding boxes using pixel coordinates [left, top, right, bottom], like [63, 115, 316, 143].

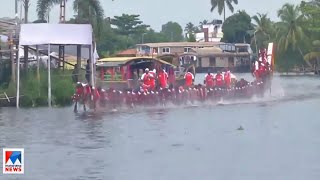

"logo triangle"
[5, 151, 12, 163]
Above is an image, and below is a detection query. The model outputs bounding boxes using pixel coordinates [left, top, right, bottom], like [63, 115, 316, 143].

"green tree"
[199, 20, 209, 26]
[276, 3, 312, 68]
[250, 13, 274, 52]
[185, 22, 197, 34]
[185, 22, 198, 41]
[110, 14, 149, 48]
[304, 40, 320, 67]
[210, 0, 238, 21]
[111, 14, 149, 36]
[300, 0, 320, 40]
[300, 1, 320, 70]
[221, 10, 253, 43]
[33, 19, 47, 23]
[96, 18, 129, 56]
[199, 20, 209, 30]
[142, 29, 169, 43]
[20, 0, 31, 23]
[160, 21, 184, 42]
[36, 0, 105, 38]
[276, 4, 306, 54]
[187, 33, 196, 42]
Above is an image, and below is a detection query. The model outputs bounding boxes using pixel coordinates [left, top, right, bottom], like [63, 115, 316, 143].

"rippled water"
[1, 74, 320, 180]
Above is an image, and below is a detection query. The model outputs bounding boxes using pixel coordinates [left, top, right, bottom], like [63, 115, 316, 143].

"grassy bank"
[0, 69, 76, 107]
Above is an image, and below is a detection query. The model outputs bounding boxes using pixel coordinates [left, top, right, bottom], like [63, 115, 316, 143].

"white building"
[196, 19, 224, 42]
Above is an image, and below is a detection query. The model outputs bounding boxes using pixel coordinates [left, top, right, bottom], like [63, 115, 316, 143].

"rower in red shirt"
[141, 68, 151, 89]
[149, 69, 156, 90]
[184, 70, 194, 88]
[204, 70, 214, 88]
[215, 71, 224, 88]
[224, 70, 232, 89]
[158, 69, 168, 89]
[256, 61, 266, 81]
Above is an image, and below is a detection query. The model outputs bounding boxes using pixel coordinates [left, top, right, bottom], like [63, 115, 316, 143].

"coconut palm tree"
[199, 20, 208, 26]
[199, 20, 208, 30]
[210, 0, 238, 21]
[36, 0, 61, 21]
[36, 0, 105, 37]
[304, 40, 320, 71]
[276, 3, 312, 67]
[184, 22, 198, 42]
[185, 22, 197, 34]
[250, 13, 274, 51]
[276, 3, 306, 52]
[20, 0, 31, 23]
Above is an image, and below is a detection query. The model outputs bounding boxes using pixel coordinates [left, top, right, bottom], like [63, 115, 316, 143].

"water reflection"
[146, 108, 168, 121]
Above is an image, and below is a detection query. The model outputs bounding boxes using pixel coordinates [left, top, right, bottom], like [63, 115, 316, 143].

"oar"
[74, 101, 78, 113]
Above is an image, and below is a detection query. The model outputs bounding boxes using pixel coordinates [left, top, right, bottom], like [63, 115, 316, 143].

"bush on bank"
[18, 69, 75, 107]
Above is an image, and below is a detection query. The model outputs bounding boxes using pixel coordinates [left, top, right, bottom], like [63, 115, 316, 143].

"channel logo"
[3, 148, 24, 174]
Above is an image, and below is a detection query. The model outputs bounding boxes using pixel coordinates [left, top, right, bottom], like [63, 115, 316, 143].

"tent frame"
[17, 23, 95, 108]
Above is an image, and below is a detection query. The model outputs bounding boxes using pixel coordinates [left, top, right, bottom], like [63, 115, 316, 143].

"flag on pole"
[93, 42, 99, 63]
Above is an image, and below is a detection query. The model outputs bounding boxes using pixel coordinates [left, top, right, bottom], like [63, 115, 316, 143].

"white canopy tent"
[18, 23, 94, 108]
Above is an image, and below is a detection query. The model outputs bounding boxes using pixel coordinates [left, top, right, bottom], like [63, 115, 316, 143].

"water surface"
[1, 74, 320, 180]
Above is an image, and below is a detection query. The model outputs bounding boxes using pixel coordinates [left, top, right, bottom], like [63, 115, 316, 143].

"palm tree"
[36, 0, 105, 37]
[199, 20, 208, 26]
[199, 20, 208, 30]
[304, 40, 320, 70]
[210, 0, 238, 21]
[36, 0, 60, 21]
[185, 22, 198, 42]
[20, 0, 31, 23]
[276, 3, 312, 67]
[276, 3, 306, 53]
[185, 22, 196, 34]
[250, 13, 274, 51]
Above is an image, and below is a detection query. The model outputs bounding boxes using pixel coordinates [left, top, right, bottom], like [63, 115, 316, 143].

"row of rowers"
[203, 70, 237, 88]
[140, 68, 237, 90]
[140, 68, 169, 90]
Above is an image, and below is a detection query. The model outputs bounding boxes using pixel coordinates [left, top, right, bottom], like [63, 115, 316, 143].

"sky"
[0, 0, 302, 31]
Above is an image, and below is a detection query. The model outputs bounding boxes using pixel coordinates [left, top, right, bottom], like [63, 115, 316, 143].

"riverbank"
[0, 69, 77, 107]
[279, 72, 320, 77]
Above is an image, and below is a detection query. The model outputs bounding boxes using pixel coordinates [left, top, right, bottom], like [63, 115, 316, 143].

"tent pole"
[48, 44, 51, 107]
[90, 45, 94, 87]
[16, 44, 20, 108]
[36, 45, 40, 96]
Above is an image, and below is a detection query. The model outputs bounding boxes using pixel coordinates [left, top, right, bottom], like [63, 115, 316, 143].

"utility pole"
[59, 0, 66, 71]
[59, 0, 66, 23]
[10, 32, 15, 82]
[14, 0, 18, 82]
